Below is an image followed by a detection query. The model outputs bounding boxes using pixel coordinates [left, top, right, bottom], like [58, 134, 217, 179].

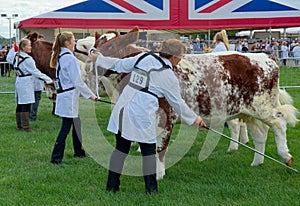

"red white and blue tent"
[18, 0, 300, 33]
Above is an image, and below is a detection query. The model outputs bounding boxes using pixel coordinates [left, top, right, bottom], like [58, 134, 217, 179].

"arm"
[155, 70, 205, 127]
[25, 58, 53, 84]
[89, 50, 143, 73]
[6, 48, 16, 64]
[68, 57, 96, 100]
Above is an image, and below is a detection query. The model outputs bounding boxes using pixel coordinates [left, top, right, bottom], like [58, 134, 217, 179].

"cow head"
[95, 26, 145, 58]
[26, 32, 56, 100]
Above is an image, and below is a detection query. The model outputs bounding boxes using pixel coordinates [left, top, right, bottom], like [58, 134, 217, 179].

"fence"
[0, 62, 15, 94]
[278, 56, 300, 89]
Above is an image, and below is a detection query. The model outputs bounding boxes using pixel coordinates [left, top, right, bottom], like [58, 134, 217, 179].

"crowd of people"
[179, 35, 300, 66]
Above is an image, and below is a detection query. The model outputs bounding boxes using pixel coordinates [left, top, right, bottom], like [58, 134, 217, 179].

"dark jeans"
[30, 91, 42, 121]
[50, 117, 86, 163]
[106, 132, 157, 193]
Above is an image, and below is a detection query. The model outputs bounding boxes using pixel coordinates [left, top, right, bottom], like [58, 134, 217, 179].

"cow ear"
[32, 32, 39, 42]
[95, 32, 101, 40]
[132, 26, 139, 33]
[107, 31, 119, 37]
[26, 32, 38, 42]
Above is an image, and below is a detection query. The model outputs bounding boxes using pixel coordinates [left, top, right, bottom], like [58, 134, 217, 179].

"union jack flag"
[189, 0, 300, 20]
[20, 0, 300, 30]
[53, 0, 169, 20]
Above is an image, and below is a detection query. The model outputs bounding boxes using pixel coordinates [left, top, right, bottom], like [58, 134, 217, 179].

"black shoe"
[74, 153, 87, 158]
[106, 187, 120, 193]
[146, 189, 158, 194]
[50, 159, 62, 164]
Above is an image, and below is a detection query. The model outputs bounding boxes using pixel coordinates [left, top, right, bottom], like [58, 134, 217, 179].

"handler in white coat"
[6, 39, 53, 132]
[49, 32, 97, 164]
[89, 39, 206, 194]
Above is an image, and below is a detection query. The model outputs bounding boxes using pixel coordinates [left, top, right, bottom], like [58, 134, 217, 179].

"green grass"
[1, 70, 300, 205]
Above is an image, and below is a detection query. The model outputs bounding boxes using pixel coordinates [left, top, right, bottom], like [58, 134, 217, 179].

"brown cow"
[79, 29, 298, 179]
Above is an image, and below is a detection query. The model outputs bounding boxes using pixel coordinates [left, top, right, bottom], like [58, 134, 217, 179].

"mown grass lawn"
[0, 68, 300, 205]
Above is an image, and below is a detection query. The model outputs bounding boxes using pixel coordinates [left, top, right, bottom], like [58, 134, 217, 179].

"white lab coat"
[55, 48, 94, 118]
[95, 52, 197, 143]
[6, 49, 52, 104]
[213, 42, 227, 53]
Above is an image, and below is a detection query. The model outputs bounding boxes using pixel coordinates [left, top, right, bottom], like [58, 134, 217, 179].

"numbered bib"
[129, 69, 148, 89]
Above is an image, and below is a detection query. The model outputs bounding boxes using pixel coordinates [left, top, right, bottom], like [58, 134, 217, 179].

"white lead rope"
[203, 125, 298, 173]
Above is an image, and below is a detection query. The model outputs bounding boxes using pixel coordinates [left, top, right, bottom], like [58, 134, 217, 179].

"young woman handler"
[89, 39, 206, 193]
[49, 32, 97, 164]
[6, 39, 53, 132]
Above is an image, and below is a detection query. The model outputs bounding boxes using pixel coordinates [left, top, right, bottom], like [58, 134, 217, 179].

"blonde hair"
[214, 30, 230, 51]
[159, 39, 186, 59]
[50, 31, 74, 68]
[16, 39, 30, 63]
[18, 39, 30, 53]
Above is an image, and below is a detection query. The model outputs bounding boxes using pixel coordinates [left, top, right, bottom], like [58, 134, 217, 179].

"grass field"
[1, 68, 300, 205]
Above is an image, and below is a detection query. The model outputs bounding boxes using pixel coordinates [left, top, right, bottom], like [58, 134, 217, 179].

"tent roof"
[18, 0, 300, 34]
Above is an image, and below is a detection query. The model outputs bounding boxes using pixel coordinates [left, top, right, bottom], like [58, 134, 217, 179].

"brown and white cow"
[79, 29, 299, 179]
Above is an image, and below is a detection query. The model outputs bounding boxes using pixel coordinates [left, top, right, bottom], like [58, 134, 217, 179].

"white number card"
[129, 70, 148, 88]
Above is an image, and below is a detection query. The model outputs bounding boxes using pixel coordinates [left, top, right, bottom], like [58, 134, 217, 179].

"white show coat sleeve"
[6, 48, 16, 64]
[152, 70, 197, 125]
[24, 57, 53, 84]
[95, 53, 143, 73]
[66, 55, 94, 99]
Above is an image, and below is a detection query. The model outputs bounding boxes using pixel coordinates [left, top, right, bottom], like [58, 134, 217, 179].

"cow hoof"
[227, 147, 238, 152]
[286, 157, 294, 167]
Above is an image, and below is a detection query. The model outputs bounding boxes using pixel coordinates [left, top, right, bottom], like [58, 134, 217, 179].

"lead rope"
[92, 54, 115, 105]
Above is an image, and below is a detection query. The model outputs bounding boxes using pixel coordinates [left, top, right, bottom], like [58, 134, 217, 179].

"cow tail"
[277, 89, 299, 127]
[277, 104, 299, 127]
[279, 89, 293, 105]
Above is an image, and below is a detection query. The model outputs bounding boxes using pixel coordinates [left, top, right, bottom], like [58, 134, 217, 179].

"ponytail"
[50, 32, 74, 68]
[214, 30, 230, 51]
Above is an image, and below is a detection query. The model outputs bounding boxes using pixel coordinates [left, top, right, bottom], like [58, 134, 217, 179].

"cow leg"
[156, 149, 167, 180]
[246, 118, 269, 166]
[269, 115, 293, 166]
[227, 119, 240, 151]
[239, 119, 249, 144]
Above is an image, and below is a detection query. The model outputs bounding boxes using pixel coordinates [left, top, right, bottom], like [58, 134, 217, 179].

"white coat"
[292, 45, 300, 58]
[6, 49, 52, 104]
[55, 48, 94, 118]
[95, 52, 197, 144]
[213, 42, 227, 52]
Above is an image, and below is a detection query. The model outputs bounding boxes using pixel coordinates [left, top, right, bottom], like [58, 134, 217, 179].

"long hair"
[214, 30, 230, 51]
[159, 39, 186, 59]
[16, 39, 30, 63]
[50, 32, 74, 68]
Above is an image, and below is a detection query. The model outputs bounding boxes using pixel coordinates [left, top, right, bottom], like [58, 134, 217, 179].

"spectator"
[236, 41, 243, 52]
[213, 30, 230, 52]
[292, 42, 300, 66]
[241, 39, 249, 52]
[281, 41, 289, 66]
[185, 41, 193, 54]
[193, 38, 203, 54]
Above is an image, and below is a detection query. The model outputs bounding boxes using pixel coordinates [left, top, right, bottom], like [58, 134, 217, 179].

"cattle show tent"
[17, 0, 300, 35]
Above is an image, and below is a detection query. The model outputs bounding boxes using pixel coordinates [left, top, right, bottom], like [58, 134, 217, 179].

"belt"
[57, 87, 75, 94]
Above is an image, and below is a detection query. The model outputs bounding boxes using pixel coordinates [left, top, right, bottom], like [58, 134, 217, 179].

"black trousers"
[50, 117, 85, 163]
[106, 132, 157, 193]
[16, 104, 31, 113]
[30, 91, 42, 121]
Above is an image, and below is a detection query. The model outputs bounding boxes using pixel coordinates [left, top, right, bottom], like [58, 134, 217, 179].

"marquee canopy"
[18, 0, 300, 34]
